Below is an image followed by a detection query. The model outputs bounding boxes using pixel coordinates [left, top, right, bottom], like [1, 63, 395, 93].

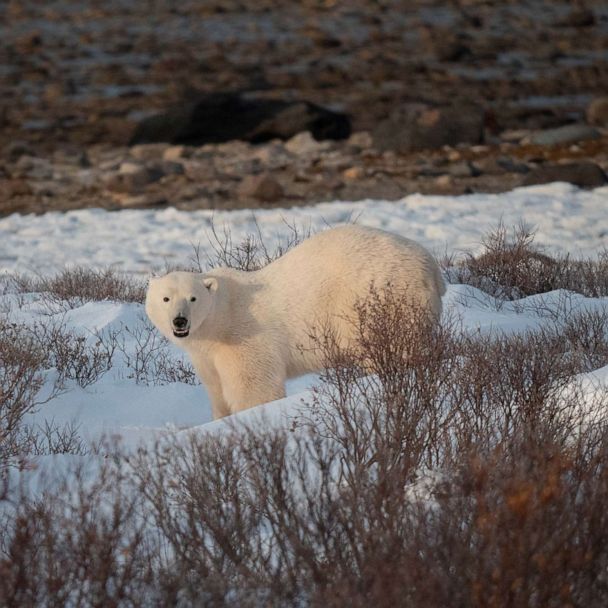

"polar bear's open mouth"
[173, 329, 190, 338]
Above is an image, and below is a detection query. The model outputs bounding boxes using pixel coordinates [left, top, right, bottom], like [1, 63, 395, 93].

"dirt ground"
[1, 0, 607, 215]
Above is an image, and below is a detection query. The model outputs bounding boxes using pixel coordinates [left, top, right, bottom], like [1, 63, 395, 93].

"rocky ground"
[1, 0, 608, 216]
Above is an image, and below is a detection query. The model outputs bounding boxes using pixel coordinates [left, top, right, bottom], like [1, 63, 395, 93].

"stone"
[43, 83, 66, 104]
[105, 165, 164, 193]
[114, 193, 168, 208]
[14, 156, 53, 180]
[434, 175, 452, 188]
[14, 31, 43, 52]
[0, 178, 33, 198]
[556, 8, 596, 28]
[53, 148, 90, 168]
[372, 105, 484, 153]
[586, 98, 608, 127]
[129, 143, 170, 160]
[495, 157, 530, 174]
[237, 173, 284, 202]
[448, 161, 481, 178]
[157, 161, 184, 176]
[500, 129, 529, 143]
[433, 37, 472, 62]
[522, 162, 607, 189]
[183, 161, 216, 182]
[342, 166, 365, 181]
[162, 145, 188, 161]
[5, 141, 34, 162]
[118, 161, 144, 175]
[129, 92, 351, 146]
[347, 131, 373, 149]
[249, 143, 293, 170]
[285, 132, 331, 156]
[527, 124, 601, 146]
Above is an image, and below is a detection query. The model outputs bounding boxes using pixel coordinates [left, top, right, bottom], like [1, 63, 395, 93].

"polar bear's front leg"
[205, 377, 232, 419]
[223, 375, 287, 413]
[215, 345, 287, 413]
[189, 355, 231, 419]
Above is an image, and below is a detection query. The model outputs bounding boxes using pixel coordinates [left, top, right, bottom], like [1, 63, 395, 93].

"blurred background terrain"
[1, 0, 607, 215]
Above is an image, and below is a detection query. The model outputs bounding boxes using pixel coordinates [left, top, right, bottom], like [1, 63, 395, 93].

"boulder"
[372, 105, 484, 153]
[448, 160, 481, 178]
[14, 156, 53, 180]
[527, 124, 601, 146]
[237, 173, 284, 202]
[284, 131, 331, 155]
[130, 143, 170, 161]
[522, 162, 607, 189]
[105, 164, 164, 193]
[129, 93, 351, 146]
[163, 145, 190, 161]
[5, 141, 34, 162]
[0, 178, 33, 198]
[586, 97, 608, 127]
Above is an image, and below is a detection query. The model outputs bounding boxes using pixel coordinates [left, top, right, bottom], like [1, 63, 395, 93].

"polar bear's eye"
[190, 296, 196, 302]
[163, 297, 170, 302]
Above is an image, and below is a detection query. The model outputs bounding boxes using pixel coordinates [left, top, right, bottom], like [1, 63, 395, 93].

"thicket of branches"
[1, 224, 608, 606]
[444, 221, 608, 300]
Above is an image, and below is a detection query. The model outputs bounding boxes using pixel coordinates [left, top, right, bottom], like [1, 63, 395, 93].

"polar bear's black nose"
[173, 316, 188, 329]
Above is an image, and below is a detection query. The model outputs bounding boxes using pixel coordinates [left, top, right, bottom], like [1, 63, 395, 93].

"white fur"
[146, 225, 445, 418]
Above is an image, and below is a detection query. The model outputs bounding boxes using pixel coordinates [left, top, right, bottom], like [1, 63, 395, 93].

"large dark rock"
[372, 105, 484, 153]
[522, 162, 607, 189]
[130, 93, 351, 146]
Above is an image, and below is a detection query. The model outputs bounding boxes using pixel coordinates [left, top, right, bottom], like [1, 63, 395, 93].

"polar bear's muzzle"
[172, 316, 190, 338]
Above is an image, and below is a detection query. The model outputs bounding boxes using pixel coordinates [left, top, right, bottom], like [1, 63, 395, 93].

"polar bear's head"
[145, 271, 218, 341]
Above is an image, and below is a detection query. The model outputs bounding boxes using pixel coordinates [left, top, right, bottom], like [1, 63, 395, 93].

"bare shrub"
[27, 420, 89, 456]
[308, 288, 461, 476]
[0, 318, 61, 468]
[125, 291, 608, 606]
[9, 266, 146, 311]
[422, 433, 608, 608]
[2, 267, 607, 605]
[98, 317, 197, 386]
[0, 459, 152, 607]
[559, 308, 608, 372]
[1, 306, 197, 475]
[446, 222, 608, 299]
[27, 321, 116, 389]
[204, 218, 312, 272]
[570, 250, 608, 298]
[151, 349, 198, 385]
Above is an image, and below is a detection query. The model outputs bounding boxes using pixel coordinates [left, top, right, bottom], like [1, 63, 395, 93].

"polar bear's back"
[260, 224, 445, 323]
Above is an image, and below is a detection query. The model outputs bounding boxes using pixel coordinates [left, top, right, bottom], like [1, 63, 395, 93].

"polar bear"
[146, 225, 445, 419]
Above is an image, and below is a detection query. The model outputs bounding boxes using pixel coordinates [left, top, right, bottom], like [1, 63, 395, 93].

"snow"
[1, 183, 607, 276]
[1, 184, 607, 482]
[5, 285, 603, 451]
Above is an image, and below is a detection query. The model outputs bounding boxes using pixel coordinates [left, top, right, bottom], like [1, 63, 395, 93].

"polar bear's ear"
[203, 277, 218, 292]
